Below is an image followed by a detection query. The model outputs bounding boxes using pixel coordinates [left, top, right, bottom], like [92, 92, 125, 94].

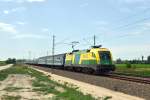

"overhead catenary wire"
[82, 38, 93, 46]
[93, 7, 150, 40]
[112, 16, 150, 31]
[55, 36, 72, 45]
[116, 7, 150, 23]
[49, 7, 150, 53]
[54, 14, 150, 50]
[92, 14, 150, 43]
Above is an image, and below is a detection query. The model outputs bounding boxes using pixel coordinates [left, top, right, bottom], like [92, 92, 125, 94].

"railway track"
[30, 64, 150, 84]
[103, 73, 150, 84]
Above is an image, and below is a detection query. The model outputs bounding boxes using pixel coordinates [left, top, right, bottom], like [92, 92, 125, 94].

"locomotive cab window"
[99, 51, 111, 60]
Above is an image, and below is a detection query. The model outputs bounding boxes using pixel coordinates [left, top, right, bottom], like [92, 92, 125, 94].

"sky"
[0, 0, 150, 60]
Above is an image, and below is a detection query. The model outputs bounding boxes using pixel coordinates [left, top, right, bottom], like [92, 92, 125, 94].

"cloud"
[119, 7, 132, 13]
[114, 0, 147, 4]
[123, 0, 147, 4]
[93, 21, 110, 33]
[0, 22, 17, 34]
[3, 10, 9, 14]
[3, 7, 26, 15]
[12, 34, 47, 39]
[12, 7, 26, 12]
[27, 0, 46, 3]
[41, 28, 49, 32]
[80, 3, 89, 7]
[0, 22, 47, 39]
[16, 21, 26, 25]
[1, 0, 47, 3]
[95, 21, 108, 25]
[142, 22, 150, 28]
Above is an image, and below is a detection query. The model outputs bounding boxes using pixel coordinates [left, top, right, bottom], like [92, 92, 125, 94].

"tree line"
[116, 56, 150, 64]
[5, 58, 16, 64]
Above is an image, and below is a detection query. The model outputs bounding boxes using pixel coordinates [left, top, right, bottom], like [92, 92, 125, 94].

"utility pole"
[142, 55, 144, 63]
[52, 35, 55, 66]
[28, 51, 31, 60]
[28, 51, 31, 65]
[94, 35, 96, 46]
[45, 51, 48, 64]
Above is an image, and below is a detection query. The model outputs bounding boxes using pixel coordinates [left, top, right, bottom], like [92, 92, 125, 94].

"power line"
[55, 36, 71, 45]
[82, 38, 92, 46]
[48, 7, 150, 53]
[91, 7, 150, 41]
[117, 7, 150, 23]
[93, 16, 150, 43]
[113, 16, 150, 30]
[49, 15, 149, 51]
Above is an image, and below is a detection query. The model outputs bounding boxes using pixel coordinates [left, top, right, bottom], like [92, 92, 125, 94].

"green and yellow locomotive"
[65, 46, 115, 73]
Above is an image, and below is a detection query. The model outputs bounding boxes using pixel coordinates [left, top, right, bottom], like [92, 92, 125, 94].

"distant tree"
[147, 56, 150, 64]
[12, 58, 16, 64]
[5, 58, 16, 64]
[116, 58, 122, 64]
[5, 58, 11, 64]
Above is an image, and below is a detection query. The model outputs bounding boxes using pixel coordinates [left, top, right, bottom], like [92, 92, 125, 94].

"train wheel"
[82, 68, 94, 74]
[74, 67, 82, 72]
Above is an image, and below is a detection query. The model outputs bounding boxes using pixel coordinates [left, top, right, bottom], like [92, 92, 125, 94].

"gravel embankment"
[31, 65, 150, 100]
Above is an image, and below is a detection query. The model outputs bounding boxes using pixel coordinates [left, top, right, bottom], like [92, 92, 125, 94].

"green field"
[115, 64, 150, 77]
[0, 64, 100, 100]
[0, 61, 6, 66]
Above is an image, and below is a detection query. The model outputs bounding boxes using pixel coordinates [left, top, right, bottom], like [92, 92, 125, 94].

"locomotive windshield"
[99, 51, 112, 65]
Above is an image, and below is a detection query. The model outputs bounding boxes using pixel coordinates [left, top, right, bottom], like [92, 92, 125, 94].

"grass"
[115, 64, 150, 77]
[103, 96, 112, 100]
[116, 64, 150, 68]
[4, 87, 23, 92]
[1, 95, 21, 100]
[0, 64, 97, 100]
[54, 88, 95, 100]
[0, 65, 34, 81]
[0, 61, 6, 66]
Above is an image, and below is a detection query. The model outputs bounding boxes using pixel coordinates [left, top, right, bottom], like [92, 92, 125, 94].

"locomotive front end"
[96, 48, 115, 72]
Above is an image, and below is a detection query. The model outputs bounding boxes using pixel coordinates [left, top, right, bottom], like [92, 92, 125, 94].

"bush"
[126, 63, 131, 68]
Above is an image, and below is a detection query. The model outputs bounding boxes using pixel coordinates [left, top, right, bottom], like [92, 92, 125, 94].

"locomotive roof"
[67, 47, 109, 54]
[38, 53, 66, 59]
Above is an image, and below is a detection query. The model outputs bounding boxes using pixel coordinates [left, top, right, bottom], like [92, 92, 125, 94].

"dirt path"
[32, 67, 145, 100]
[0, 64, 13, 71]
[0, 74, 54, 100]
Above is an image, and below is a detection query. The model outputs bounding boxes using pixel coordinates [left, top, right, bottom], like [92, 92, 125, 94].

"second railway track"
[103, 73, 150, 84]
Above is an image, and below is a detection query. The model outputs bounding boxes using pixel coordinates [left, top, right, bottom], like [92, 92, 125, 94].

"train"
[28, 46, 115, 73]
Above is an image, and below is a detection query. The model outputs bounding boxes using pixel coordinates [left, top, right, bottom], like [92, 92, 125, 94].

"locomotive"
[28, 46, 115, 73]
